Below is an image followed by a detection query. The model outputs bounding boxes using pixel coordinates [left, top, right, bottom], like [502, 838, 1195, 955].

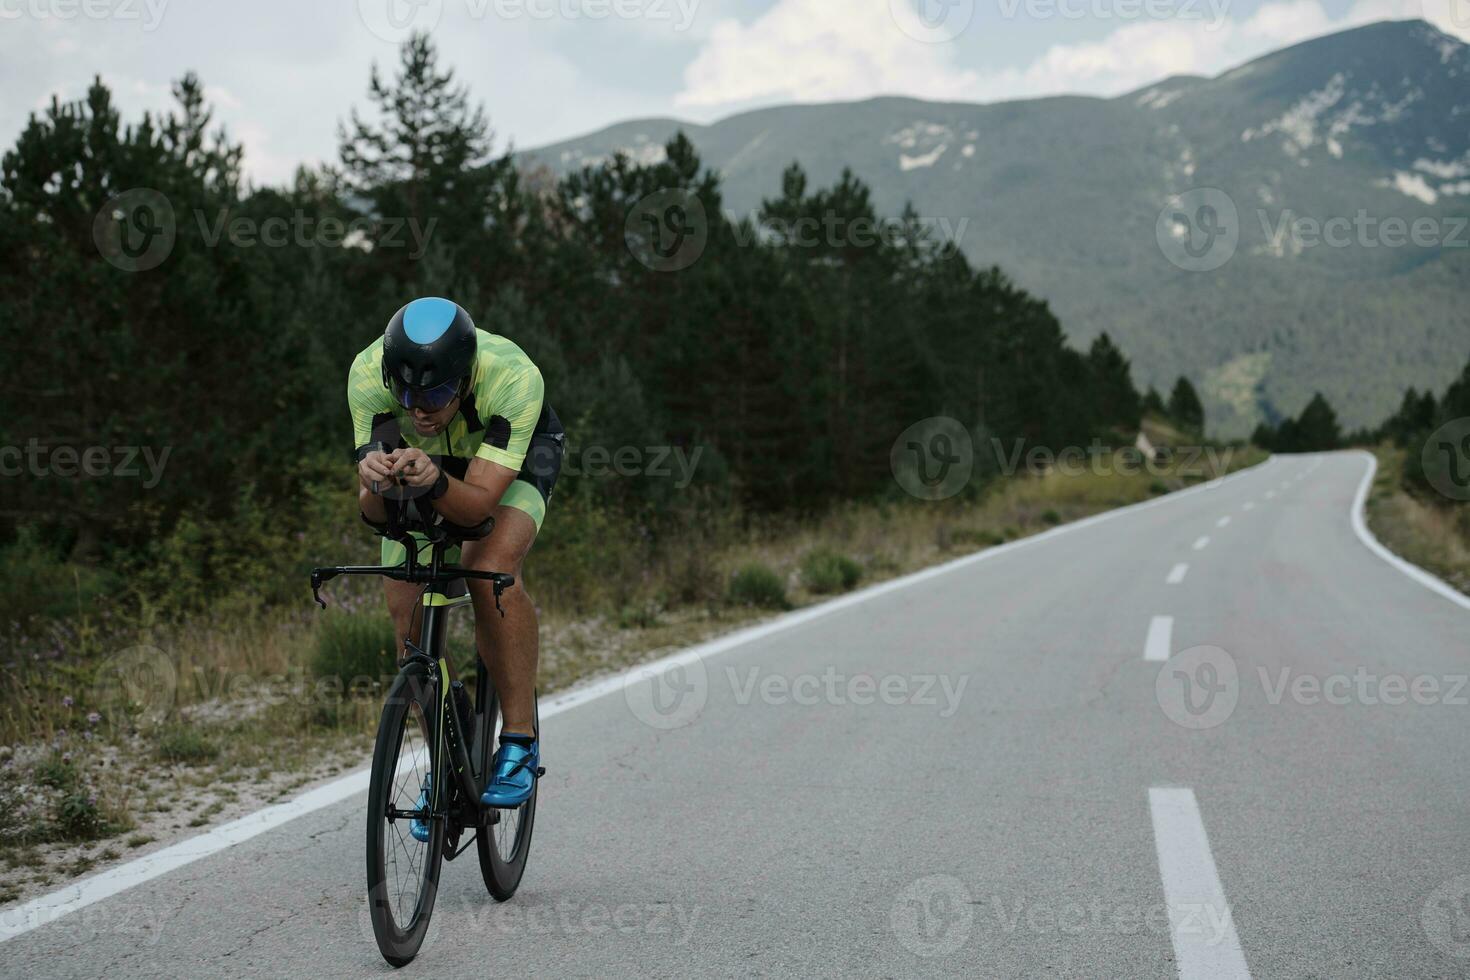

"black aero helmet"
[381, 297, 478, 409]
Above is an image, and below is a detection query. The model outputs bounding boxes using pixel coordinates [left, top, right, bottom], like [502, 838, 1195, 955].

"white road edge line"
[1144, 616, 1175, 661]
[1349, 451, 1470, 613]
[1149, 787, 1252, 980]
[1167, 563, 1189, 585]
[1192, 536, 1210, 551]
[0, 456, 1278, 943]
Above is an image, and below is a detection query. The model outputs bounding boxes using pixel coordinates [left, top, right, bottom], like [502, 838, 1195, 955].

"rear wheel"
[473, 665, 539, 901]
[366, 664, 447, 966]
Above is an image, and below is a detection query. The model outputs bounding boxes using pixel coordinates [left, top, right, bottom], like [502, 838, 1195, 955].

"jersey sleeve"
[347, 347, 396, 449]
[474, 363, 544, 471]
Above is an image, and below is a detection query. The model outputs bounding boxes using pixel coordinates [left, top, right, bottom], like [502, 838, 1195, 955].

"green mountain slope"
[519, 20, 1470, 435]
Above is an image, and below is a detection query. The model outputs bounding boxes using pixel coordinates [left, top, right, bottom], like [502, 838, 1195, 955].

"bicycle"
[311, 498, 544, 967]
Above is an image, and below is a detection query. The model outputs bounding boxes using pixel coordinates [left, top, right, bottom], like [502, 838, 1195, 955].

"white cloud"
[677, 0, 1469, 110]
[676, 0, 980, 107]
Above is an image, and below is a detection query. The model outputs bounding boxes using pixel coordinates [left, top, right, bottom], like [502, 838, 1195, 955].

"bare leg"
[461, 506, 540, 737]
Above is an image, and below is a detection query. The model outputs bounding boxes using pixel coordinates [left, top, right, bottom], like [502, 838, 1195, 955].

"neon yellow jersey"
[347, 330, 545, 472]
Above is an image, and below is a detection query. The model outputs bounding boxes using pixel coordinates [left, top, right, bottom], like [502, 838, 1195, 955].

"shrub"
[155, 725, 220, 765]
[949, 528, 1004, 548]
[312, 610, 396, 687]
[800, 549, 863, 595]
[1041, 509, 1061, 526]
[57, 790, 107, 841]
[728, 564, 789, 610]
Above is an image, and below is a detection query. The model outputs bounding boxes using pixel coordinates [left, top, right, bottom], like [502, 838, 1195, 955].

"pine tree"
[1167, 377, 1206, 435]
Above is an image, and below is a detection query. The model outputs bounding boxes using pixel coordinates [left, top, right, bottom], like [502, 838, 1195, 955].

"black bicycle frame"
[311, 522, 515, 834]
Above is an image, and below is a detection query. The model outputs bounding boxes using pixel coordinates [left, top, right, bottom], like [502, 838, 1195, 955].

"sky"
[1, 0, 1463, 186]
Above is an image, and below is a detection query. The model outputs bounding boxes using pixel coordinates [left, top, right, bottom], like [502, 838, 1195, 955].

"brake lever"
[311, 570, 327, 609]
[491, 573, 516, 618]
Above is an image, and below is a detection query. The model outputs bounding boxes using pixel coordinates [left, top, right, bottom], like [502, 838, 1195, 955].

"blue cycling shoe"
[480, 738, 541, 808]
[409, 773, 433, 843]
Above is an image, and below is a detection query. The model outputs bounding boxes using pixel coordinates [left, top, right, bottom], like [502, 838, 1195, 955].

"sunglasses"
[392, 378, 463, 412]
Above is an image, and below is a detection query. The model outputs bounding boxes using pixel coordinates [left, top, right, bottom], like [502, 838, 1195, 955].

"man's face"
[408, 397, 460, 437]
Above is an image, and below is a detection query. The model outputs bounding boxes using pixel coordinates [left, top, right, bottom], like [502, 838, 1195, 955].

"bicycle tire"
[366, 663, 448, 967]
[474, 678, 539, 901]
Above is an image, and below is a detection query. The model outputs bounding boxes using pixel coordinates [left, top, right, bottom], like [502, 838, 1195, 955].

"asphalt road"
[5, 451, 1469, 979]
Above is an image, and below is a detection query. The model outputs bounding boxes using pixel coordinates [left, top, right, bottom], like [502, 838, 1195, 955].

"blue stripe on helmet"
[403, 297, 458, 345]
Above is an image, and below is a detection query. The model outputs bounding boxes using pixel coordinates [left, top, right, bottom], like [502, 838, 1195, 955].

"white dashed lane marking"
[1149, 788, 1252, 979]
[1144, 616, 1174, 661]
[1193, 536, 1211, 551]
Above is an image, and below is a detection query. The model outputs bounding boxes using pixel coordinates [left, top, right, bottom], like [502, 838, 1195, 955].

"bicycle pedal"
[535, 767, 546, 777]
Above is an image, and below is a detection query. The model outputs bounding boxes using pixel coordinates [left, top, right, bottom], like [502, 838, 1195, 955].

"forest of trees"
[0, 35, 1197, 630]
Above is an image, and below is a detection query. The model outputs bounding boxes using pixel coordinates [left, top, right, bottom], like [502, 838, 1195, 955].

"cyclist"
[348, 297, 563, 820]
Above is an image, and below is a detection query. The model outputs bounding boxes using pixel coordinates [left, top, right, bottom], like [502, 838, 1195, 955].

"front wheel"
[474, 670, 539, 901]
[366, 663, 447, 966]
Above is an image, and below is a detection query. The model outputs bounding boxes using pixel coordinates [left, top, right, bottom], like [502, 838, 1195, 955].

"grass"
[1364, 445, 1470, 595]
[0, 443, 1263, 878]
